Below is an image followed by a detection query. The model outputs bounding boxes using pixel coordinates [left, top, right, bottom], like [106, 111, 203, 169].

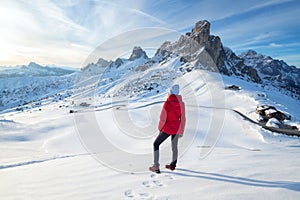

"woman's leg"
[153, 132, 170, 167]
[170, 134, 179, 167]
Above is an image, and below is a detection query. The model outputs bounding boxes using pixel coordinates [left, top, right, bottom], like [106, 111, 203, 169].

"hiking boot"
[149, 165, 160, 173]
[165, 164, 176, 171]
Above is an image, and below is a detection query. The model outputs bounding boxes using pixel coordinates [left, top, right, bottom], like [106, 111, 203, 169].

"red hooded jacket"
[158, 94, 186, 135]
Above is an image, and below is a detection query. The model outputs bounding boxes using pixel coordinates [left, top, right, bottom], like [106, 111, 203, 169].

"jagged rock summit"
[155, 20, 261, 83]
[241, 49, 300, 89]
[81, 58, 112, 74]
[129, 46, 149, 61]
[190, 20, 211, 45]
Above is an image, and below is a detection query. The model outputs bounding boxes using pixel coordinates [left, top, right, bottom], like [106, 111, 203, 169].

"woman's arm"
[158, 101, 168, 131]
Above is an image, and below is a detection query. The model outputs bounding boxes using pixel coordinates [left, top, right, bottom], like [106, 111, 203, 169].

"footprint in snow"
[163, 174, 175, 180]
[142, 180, 164, 188]
[150, 173, 158, 179]
[124, 190, 135, 198]
[124, 189, 153, 199]
[150, 173, 175, 180]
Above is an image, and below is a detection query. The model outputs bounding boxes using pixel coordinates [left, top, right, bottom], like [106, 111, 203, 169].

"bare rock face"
[183, 20, 229, 75]
[185, 21, 225, 67]
[155, 41, 173, 61]
[206, 35, 227, 73]
[191, 20, 210, 45]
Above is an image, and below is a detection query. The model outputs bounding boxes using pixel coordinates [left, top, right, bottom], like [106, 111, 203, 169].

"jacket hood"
[168, 94, 183, 102]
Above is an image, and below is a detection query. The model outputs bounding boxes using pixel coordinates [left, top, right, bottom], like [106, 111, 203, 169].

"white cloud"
[228, 32, 282, 50]
[83, 27, 181, 66]
[214, 4, 300, 53]
[269, 43, 283, 47]
[0, 0, 92, 66]
[0, 0, 170, 67]
[141, 0, 295, 31]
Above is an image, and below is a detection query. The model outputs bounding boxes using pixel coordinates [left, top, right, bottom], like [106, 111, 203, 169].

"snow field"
[1, 69, 300, 199]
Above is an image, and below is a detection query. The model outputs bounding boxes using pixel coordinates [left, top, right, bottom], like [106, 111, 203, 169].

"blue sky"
[0, 0, 300, 68]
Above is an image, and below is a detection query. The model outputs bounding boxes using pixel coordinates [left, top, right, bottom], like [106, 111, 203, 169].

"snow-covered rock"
[81, 58, 112, 75]
[129, 46, 149, 61]
[266, 118, 281, 128]
[240, 50, 300, 99]
[265, 109, 277, 115]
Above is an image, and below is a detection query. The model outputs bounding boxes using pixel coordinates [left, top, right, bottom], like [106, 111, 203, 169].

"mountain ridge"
[82, 20, 300, 100]
[0, 62, 75, 78]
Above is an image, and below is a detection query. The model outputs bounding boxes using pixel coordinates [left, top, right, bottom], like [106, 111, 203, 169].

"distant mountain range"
[0, 62, 76, 78]
[240, 49, 300, 88]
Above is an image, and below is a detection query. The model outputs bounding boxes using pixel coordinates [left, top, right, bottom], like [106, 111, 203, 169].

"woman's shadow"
[164, 168, 300, 192]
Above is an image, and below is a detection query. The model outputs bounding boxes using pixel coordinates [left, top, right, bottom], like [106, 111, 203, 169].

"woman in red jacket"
[149, 84, 186, 173]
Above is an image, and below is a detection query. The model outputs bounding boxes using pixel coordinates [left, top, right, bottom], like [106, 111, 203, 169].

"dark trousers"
[153, 132, 179, 167]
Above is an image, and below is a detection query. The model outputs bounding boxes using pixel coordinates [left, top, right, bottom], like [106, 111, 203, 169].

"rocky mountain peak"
[192, 20, 210, 33]
[96, 58, 111, 68]
[180, 20, 229, 74]
[240, 51, 300, 90]
[190, 20, 211, 45]
[155, 19, 261, 82]
[27, 62, 43, 69]
[81, 57, 111, 74]
[240, 50, 260, 58]
[129, 46, 148, 61]
[244, 49, 258, 56]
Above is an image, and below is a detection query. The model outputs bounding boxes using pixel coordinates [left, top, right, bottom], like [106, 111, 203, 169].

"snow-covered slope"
[0, 73, 76, 112]
[1, 66, 300, 199]
[0, 62, 77, 111]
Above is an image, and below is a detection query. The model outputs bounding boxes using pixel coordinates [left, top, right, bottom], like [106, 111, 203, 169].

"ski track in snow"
[79, 100, 300, 137]
[0, 153, 89, 170]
